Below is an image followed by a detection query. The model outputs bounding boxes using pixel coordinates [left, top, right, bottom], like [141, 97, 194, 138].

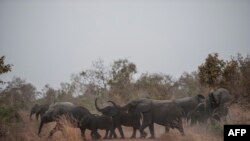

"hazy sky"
[1, 0, 250, 91]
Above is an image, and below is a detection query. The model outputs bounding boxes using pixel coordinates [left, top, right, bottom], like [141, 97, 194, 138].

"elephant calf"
[80, 114, 116, 139]
[95, 98, 142, 138]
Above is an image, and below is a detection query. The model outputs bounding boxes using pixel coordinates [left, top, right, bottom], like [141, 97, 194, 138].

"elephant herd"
[30, 88, 232, 140]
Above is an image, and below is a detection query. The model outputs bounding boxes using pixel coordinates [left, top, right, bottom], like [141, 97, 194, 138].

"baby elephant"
[80, 114, 116, 139]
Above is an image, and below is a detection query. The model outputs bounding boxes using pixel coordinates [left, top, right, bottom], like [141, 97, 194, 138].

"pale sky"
[1, 0, 250, 91]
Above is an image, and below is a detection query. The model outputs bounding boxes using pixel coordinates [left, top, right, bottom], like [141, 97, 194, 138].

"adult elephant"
[38, 102, 101, 140]
[188, 88, 232, 125]
[119, 98, 184, 139]
[30, 104, 49, 120]
[175, 94, 205, 118]
[38, 102, 76, 137]
[95, 98, 143, 138]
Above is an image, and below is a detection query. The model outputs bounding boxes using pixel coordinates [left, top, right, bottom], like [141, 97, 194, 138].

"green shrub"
[0, 106, 19, 123]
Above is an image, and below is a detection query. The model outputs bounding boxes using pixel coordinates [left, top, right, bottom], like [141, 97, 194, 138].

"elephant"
[95, 98, 142, 138]
[80, 114, 116, 139]
[175, 94, 205, 118]
[30, 104, 49, 120]
[108, 100, 145, 138]
[209, 88, 232, 116]
[119, 98, 184, 138]
[188, 88, 232, 125]
[38, 102, 76, 137]
[38, 103, 101, 140]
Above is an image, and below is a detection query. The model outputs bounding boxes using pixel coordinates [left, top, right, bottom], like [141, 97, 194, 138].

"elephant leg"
[148, 123, 155, 139]
[112, 129, 117, 138]
[139, 122, 150, 138]
[117, 125, 124, 138]
[140, 113, 153, 138]
[108, 127, 115, 139]
[130, 127, 136, 138]
[165, 126, 170, 133]
[80, 127, 86, 141]
[48, 122, 63, 138]
[91, 131, 101, 140]
[173, 118, 184, 136]
[104, 129, 108, 139]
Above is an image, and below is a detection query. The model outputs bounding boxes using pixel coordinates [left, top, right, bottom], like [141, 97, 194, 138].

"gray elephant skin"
[120, 98, 185, 138]
[38, 102, 76, 137]
[80, 114, 116, 139]
[38, 102, 101, 140]
[175, 94, 205, 118]
[95, 98, 142, 138]
[188, 88, 232, 125]
[30, 104, 49, 120]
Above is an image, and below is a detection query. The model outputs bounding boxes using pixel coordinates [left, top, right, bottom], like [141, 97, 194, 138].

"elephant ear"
[107, 107, 118, 116]
[196, 94, 205, 103]
[135, 100, 152, 113]
[209, 92, 219, 109]
[102, 106, 119, 117]
[80, 116, 91, 127]
[195, 103, 205, 112]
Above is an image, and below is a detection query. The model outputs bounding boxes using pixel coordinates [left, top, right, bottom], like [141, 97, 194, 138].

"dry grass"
[0, 104, 249, 141]
[160, 125, 222, 141]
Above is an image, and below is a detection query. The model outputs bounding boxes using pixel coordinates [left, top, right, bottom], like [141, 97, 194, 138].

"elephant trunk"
[118, 103, 130, 111]
[35, 112, 40, 120]
[107, 100, 120, 109]
[30, 111, 34, 120]
[95, 98, 104, 112]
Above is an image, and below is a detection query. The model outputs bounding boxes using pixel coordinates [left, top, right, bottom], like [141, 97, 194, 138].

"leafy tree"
[221, 58, 240, 94]
[0, 77, 36, 109]
[177, 71, 202, 97]
[135, 73, 174, 99]
[198, 53, 225, 88]
[42, 84, 57, 104]
[0, 56, 12, 85]
[237, 54, 250, 99]
[108, 59, 137, 101]
[80, 59, 109, 96]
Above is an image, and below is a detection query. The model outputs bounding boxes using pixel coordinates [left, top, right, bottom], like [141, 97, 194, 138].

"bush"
[0, 106, 20, 123]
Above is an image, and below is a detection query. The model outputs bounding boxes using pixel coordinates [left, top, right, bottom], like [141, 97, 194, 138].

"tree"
[108, 59, 137, 101]
[0, 77, 36, 109]
[0, 56, 12, 85]
[135, 73, 174, 99]
[237, 54, 250, 99]
[80, 59, 109, 96]
[177, 71, 202, 97]
[42, 84, 57, 104]
[221, 58, 240, 94]
[198, 53, 225, 88]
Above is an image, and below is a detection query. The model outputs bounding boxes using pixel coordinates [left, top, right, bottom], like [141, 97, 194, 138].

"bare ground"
[1, 104, 249, 141]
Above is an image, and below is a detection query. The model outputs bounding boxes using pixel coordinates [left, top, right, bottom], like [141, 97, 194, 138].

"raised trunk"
[107, 100, 119, 109]
[109, 101, 130, 111]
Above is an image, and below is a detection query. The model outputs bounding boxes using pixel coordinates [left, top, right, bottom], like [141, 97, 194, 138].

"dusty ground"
[0, 104, 249, 141]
